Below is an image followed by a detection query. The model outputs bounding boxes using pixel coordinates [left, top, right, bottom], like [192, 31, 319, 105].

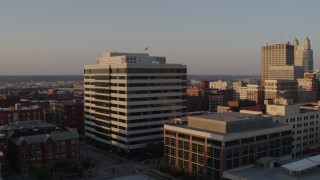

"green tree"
[31, 164, 52, 180]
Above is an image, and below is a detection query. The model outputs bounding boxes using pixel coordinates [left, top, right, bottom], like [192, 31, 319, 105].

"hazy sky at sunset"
[0, 0, 319, 75]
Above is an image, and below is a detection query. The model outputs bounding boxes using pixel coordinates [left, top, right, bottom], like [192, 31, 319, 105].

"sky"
[0, 0, 320, 75]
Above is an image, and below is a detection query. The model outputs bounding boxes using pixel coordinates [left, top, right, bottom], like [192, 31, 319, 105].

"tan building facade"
[84, 52, 187, 150]
[247, 84, 265, 104]
[261, 43, 294, 82]
[267, 103, 320, 157]
[209, 80, 228, 90]
[264, 80, 298, 102]
[292, 37, 313, 72]
[268, 65, 304, 80]
[297, 72, 318, 103]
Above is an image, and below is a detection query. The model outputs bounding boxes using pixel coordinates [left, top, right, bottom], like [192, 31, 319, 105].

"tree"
[31, 164, 52, 180]
[81, 157, 91, 170]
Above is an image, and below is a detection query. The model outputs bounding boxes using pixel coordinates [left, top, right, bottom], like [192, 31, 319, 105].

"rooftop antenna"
[281, 29, 283, 43]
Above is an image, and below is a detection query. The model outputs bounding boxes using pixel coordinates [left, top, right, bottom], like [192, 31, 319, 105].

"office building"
[264, 80, 298, 102]
[207, 90, 224, 112]
[164, 112, 292, 179]
[209, 81, 228, 90]
[266, 100, 320, 157]
[232, 81, 247, 100]
[84, 52, 187, 150]
[247, 84, 265, 105]
[298, 72, 318, 103]
[292, 37, 313, 72]
[268, 65, 304, 80]
[187, 86, 203, 112]
[261, 43, 294, 82]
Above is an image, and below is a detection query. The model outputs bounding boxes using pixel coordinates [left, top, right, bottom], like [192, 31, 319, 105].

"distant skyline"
[0, 0, 319, 75]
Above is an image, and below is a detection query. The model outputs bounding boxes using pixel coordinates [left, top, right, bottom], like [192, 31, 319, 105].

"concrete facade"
[292, 38, 313, 72]
[264, 80, 298, 102]
[268, 65, 304, 80]
[247, 84, 265, 105]
[84, 52, 187, 150]
[164, 112, 292, 179]
[209, 81, 228, 90]
[267, 103, 320, 157]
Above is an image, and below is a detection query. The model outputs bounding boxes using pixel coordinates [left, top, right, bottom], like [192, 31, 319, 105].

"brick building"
[0, 104, 45, 126]
[0, 120, 79, 177]
[0, 95, 20, 108]
[52, 100, 84, 134]
[0, 133, 8, 179]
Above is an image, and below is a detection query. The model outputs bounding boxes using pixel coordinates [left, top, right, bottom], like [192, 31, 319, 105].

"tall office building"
[84, 52, 187, 150]
[292, 37, 313, 72]
[261, 43, 294, 82]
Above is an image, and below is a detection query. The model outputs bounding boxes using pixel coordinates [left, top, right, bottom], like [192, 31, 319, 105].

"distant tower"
[304, 37, 311, 50]
[292, 38, 299, 47]
[293, 37, 313, 72]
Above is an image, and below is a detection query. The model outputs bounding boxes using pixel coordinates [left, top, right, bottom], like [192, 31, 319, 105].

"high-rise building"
[292, 37, 313, 72]
[84, 52, 187, 150]
[261, 43, 294, 82]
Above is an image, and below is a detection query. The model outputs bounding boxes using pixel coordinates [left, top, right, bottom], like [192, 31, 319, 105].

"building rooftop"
[0, 120, 56, 132]
[11, 130, 79, 145]
[165, 122, 291, 142]
[223, 158, 320, 180]
[189, 112, 269, 123]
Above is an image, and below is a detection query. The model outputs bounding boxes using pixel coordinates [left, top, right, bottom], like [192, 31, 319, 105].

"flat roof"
[223, 158, 320, 180]
[282, 155, 320, 174]
[165, 122, 291, 142]
[189, 112, 269, 122]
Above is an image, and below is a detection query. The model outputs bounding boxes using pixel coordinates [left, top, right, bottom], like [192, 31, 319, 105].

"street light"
[0, 151, 3, 178]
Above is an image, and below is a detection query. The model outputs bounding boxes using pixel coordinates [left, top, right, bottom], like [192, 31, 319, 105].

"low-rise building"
[266, 100, 320, 157]
[209, 81, 229, 90]
[297, 72, 318, 103]
[52, 100, 84, 134]
[264, 80, 298, 102]
[0, 120, 79, 177]
[164, 112, 292, 179]
[0, 133, 8, 179]
[0, 104, 45, 126]
[247, 84, 265, 105]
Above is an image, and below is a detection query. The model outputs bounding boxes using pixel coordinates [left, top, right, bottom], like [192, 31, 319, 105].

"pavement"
[80, 142, 172, 180]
